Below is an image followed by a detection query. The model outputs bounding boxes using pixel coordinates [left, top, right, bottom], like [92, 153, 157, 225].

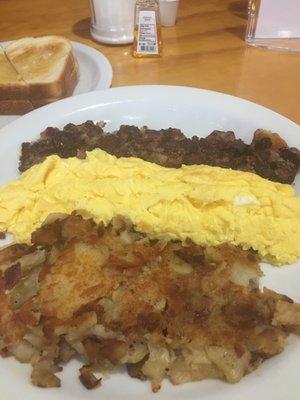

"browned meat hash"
[19, 122, 300, 184]
[0, 214, 299, 391]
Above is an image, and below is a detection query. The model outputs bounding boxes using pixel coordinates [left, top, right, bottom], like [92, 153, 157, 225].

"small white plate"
[71, 41, 113, 93]
[0, 40, 113, 128]
[0, 85, 299, 400]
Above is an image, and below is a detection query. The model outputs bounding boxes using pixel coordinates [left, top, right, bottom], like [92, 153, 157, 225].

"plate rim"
[70, 40, 113, 91]
[0, 84, 299, 138]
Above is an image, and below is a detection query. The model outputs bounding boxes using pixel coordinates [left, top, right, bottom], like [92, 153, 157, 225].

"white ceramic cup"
[159, 0, 180, 27]
[89, 0, 136, 44]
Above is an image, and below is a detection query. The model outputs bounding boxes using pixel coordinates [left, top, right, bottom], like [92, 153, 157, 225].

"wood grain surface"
[1, 0, 299, 124]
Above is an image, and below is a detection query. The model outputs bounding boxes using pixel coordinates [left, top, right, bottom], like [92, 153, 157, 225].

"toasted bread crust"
[0, 82, 29, 100]
[0, 100, 34, 115]
[0, 36, 79, 115]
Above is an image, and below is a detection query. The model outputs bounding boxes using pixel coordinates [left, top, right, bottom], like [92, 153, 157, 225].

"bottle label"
[137, 10, 159, 54]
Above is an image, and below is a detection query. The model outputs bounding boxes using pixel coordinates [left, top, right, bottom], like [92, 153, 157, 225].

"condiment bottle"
[133, 0, 163, 58]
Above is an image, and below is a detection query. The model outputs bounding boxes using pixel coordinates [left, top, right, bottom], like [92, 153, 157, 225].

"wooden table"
[1, 0, 300, 124]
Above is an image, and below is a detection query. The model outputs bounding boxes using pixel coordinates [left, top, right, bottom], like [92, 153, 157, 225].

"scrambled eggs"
[0, 149, 299, 265]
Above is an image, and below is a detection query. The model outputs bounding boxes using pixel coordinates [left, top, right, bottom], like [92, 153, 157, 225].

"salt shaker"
[89, 0, 136, 44]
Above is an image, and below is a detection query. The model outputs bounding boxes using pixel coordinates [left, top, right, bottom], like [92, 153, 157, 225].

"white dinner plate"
[0, 85, 299, 400]
[0, 40, 113, 128]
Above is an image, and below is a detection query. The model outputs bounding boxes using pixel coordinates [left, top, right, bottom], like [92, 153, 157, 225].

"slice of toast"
[0, 36, 79, 115]
[0, 46, 33, 114]
[5, 36, 80, 100]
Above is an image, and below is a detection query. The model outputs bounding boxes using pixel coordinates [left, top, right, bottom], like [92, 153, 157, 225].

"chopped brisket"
[19, 121, 300, 184]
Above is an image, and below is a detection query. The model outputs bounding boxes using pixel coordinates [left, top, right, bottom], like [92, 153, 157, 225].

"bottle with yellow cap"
[133, 0, 162, 58]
